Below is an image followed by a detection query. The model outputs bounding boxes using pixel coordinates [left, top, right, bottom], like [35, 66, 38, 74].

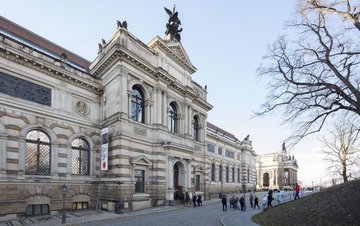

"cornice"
[0, 44, 103, 95]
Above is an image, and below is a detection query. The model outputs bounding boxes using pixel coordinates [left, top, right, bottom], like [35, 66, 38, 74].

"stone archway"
[263, 173, 270, 187]
[173, 161, 185, 191]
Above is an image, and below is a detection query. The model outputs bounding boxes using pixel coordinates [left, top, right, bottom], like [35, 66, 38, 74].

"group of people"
[183, 192, 202, 207]
[221, 193, 260, 211]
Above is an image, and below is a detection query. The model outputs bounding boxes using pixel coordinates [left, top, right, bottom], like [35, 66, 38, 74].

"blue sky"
[0, 0, 328, 185]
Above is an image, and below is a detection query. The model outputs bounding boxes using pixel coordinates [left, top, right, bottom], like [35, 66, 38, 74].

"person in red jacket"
[294, 183, 300, 200]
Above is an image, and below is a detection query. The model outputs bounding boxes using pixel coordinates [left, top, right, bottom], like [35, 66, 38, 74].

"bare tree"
[308, 0, 360, 31]
[257, 0, 360, 145]
[320, 122, 360, 182]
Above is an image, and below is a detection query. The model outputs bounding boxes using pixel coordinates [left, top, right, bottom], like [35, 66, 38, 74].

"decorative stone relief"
[75, 100, 89, 116]
[133, 126, 147, 136]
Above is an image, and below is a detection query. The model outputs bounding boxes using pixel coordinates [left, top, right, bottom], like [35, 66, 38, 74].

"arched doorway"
[263, 173, 270, 187]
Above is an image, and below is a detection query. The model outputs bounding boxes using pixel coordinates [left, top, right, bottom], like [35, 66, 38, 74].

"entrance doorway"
[263, 173, 270, 187]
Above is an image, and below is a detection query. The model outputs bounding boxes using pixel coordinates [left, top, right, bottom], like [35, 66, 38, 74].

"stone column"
[162, 91, 168, 127]
[166, 155, 174, 200]
[184, 105, 189, 135]
[186, 160, 192, 190]
[157, 88, 162, 125]
[127, 90, 132, 119]
[120, 72, 129, 117]
[0, 135, 6, 172]
[188, 107, 193, 137]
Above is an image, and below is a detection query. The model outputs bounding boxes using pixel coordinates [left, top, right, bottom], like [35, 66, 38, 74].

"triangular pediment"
[130, 155, 152, 166]
[148, 36, 197, 74]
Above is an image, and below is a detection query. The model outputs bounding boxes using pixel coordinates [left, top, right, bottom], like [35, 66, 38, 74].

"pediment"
[130, 155, 152, 166]
[148, 36, 197, 74]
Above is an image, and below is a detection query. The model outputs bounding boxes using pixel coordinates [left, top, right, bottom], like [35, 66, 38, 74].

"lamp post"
[61, 183, 68, 224]
[241, 177, 246, 211]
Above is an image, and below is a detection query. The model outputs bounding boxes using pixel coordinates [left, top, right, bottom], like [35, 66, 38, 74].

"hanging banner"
[100, 128, 109, 171]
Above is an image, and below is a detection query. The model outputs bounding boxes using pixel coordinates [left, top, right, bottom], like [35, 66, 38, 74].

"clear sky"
[0, 0, 329, 186]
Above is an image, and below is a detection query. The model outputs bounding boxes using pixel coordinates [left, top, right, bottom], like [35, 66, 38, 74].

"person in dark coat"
[184, 192, 191, 207]
[249, 193, 254, 208]
[267, 190, 273, 208]
[240, 196, 245, 211]
[221, 195, 227, 211]
[197, 194, 202, 206]
[192, 194, 197, 207]
[254, 195, 260, 209]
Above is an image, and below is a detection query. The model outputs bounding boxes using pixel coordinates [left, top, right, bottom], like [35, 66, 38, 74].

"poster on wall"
[100, 128, 109, 171]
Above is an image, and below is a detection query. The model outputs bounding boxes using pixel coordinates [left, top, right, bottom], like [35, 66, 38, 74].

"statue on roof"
[164, 5, 183, 42]
[282, 142, 287, 154]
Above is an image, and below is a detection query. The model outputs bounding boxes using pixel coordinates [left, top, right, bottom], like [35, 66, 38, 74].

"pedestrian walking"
[249, 193, 254, 208]
[221, 194, 227, 211]
[192, 194, 197, 207]
[253, 195, 260, 209]
[267, 190, 273, 208]
[294, 183, 300, 200]
[184, 192, 191, 207]
[240, 196, 245, 211]
[197, 194, 202, 206]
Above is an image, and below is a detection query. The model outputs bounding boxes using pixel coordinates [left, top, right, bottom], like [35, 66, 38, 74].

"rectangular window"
[207, 143, 215, 153]
[225, 150, 234, 158]
[218, 147, 222, 155]
[135, 169, 145, 193]
[25, 204, 49, 216]
[72, 202, 89, 210]
[196, 175, 201, 191]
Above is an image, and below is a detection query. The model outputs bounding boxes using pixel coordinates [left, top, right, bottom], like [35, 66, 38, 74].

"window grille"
[71, 138, 90, 175]
[25, 130, 51, 175]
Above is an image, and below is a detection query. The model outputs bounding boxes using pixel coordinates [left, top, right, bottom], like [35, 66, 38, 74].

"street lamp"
[61, 183, 68, 224]
[241, 176, 246, 211]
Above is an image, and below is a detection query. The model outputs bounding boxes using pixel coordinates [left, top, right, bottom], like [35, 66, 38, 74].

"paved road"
[85, 201, 226, 226]
[2, 191, 314, 226]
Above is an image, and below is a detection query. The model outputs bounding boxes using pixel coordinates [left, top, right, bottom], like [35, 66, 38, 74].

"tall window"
[25, 130, 51, 175]
[131, 86, 145, 123]
[193, 115, 200, 141]
[237, 168, 240, 183]
[135, 169, 145, 193]
[232, 167, 235, 182]
[226, 166, 229, 182]
[71, 138, 90, 175]
[168, 102, 178, 133]
[219, 165, 223, 182]
[211, 163, 215, 182]
[247, 169, 250, 183]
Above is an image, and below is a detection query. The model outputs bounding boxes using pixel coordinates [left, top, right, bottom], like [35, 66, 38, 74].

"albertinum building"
[0, 10, 267, 218]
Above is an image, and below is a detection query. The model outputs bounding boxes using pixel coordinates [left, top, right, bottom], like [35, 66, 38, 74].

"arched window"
[211, 163, 215, 182]
[131, 86, 145, 123]
[71, 138, 90, 175]
[168, 102, 178, 133]
[193, 115, 200, 141]
[226, 166, 229, 182]
[25, 130, 51, 175]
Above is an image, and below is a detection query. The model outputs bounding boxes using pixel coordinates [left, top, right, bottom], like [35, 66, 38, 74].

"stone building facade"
[0, 15, 255, 218]
[206, 123, 257, 195]
[0, 14, 294, 218]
